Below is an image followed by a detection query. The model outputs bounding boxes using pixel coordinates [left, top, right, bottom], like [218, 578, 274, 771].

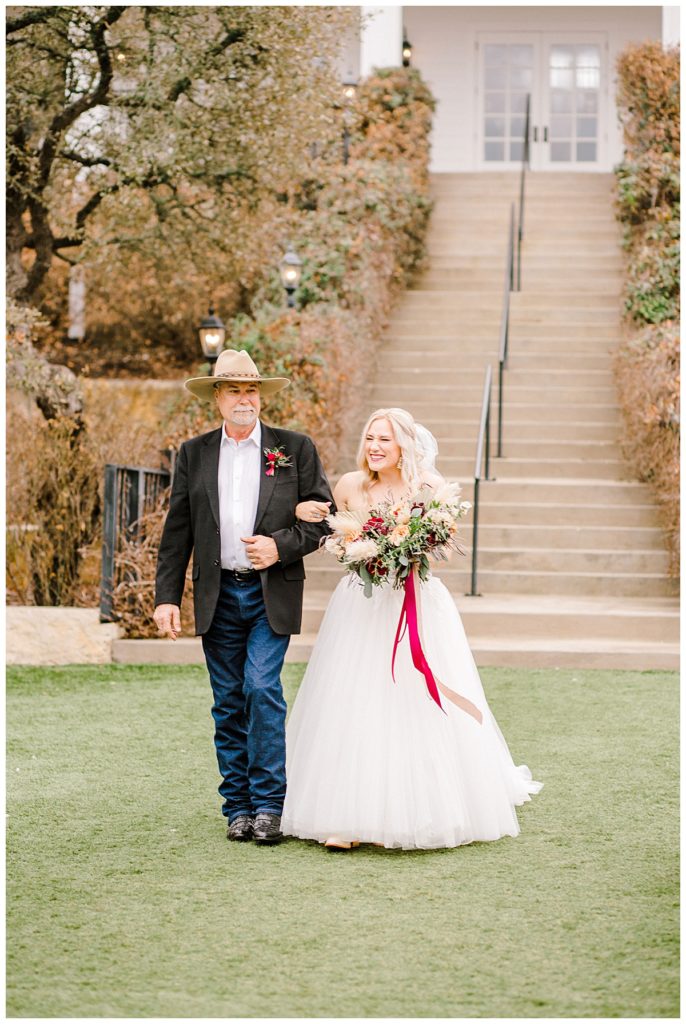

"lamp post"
[198, 304, 226, 373]
[402, 36, 412, 67]
[342, 75, 358, 166]
[279, 245, 302, 308]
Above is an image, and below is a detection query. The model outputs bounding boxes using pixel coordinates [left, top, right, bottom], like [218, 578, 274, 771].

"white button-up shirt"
[218, 420, 262, 570]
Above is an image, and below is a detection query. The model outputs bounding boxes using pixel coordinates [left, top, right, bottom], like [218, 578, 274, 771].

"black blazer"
[155, 422, 334, 636]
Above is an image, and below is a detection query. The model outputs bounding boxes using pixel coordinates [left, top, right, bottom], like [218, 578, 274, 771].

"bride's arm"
[294, 472, 358, 520]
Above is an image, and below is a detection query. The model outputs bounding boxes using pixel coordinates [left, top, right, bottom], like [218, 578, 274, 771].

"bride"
[281, 408, 542, 850]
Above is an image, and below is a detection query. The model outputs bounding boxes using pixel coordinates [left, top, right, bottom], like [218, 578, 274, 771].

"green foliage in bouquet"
[325, 484, 471, 598]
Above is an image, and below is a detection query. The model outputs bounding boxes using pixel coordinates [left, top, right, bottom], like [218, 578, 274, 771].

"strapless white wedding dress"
[282, 574, 542, 850]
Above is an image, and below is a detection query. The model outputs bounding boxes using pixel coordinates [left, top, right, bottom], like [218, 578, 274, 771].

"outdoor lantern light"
[341, 75, 358, 165]
[342, 77, 358, 103]
[279, 245, 302, 308]
[198, 304, 226, 371]
[402, 37, 412, 67]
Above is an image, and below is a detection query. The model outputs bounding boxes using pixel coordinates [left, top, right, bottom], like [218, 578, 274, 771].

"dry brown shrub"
[614, 322, 680, 574]
[111, 496, 196, 639]
[6, 411, 101, 605]
[613, 42, 680, 573]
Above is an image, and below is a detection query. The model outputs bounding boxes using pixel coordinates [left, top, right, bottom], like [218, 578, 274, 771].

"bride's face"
[364, 417, 401, 474]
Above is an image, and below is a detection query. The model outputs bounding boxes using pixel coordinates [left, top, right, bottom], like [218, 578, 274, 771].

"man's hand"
[241, 535, 279, 570]
[154, 603, 181, 640]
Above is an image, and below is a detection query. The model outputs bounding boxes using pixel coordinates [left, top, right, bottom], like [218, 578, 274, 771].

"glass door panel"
[481, 41, 535, 165]
[477, 32, 607, 170]
[548, 43, 600, 163]
[540, 34, 606, 169]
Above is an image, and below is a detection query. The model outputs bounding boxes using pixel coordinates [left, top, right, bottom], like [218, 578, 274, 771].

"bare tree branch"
[5, 7, 69, 35]
[37, 7, 128, 189]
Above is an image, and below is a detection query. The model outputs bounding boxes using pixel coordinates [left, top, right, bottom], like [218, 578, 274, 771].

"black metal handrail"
[516, 93, 531, 291]
[497, 202, 515, 458]
[469, 95, 530, 594]
[469, 364, 495, 596]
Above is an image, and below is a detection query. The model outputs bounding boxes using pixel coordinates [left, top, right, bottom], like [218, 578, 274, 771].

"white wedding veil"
[414, 422, 439, 472]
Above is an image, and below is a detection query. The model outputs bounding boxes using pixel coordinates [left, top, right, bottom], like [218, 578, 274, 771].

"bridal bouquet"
[324, 482, 471, 597]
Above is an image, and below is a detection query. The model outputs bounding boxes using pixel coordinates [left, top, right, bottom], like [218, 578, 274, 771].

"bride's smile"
[365, 419, 401, 475]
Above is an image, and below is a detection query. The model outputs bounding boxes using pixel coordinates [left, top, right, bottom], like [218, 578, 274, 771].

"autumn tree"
[6, 5, 356, 307]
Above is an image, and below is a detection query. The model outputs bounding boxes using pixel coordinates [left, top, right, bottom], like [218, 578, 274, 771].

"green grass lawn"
[7, 663, 679, 1018]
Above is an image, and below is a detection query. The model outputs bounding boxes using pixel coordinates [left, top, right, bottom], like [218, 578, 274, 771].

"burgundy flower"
[363, 515, 386, 533]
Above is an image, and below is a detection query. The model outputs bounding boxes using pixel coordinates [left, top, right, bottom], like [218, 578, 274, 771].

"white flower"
[324, 535, 346, 558]
[343, 538, 379, 563]
[327, 509, 365, 539]
[433, 480, 461, 504]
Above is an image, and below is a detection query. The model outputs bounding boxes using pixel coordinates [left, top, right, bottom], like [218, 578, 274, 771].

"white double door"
[477, 32, 609, 170]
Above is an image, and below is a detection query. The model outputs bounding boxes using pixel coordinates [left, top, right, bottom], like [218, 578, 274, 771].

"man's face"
[215, 381, 261, 429]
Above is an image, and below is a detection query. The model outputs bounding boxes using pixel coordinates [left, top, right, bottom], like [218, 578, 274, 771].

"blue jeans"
[202, 572, 290, 822]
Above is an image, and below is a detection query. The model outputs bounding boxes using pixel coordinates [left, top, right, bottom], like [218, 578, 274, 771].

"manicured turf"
[7, 663, 679, 1018]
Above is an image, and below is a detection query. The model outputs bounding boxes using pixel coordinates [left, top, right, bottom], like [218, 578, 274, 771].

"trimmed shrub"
[614, 42, 680, 573]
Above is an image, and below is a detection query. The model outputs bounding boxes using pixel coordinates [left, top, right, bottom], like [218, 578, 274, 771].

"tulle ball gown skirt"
[282, 576, 542, 850]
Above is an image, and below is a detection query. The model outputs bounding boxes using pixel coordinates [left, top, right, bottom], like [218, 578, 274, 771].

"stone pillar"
[360, 6, 403, 78]
[662, 6, 680, 47]
[67, 264, 86, 340]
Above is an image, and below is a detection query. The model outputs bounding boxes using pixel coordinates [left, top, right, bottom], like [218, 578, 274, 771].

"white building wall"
[360, 6, 403, 77]
[662, 6, 680, 46]
[402, 6, 663, 172]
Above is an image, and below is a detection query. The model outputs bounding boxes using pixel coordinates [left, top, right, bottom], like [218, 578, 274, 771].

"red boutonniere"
[264, 445, 292, 477]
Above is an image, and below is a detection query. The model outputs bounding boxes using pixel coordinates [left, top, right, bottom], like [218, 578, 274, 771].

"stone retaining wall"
[7, 607, 121, 666]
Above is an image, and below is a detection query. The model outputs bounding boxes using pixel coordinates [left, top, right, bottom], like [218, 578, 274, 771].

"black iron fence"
[100, 461, 172, 621]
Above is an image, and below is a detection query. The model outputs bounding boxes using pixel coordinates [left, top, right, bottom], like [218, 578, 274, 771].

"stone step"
[307, 544, 669, 576]
[383, 337, 618, 354]
[429, 227, 620, 242]
[393, 318, 621, 333]
[456, 478, 651, 503]
[399, 292, 621, 312]
[299, 564, 677, 598]
[459, 502, 660, 527]
[377, 365, 615, 384]
[451, 524, 666, 550]
[344, 438, 620, 459]
[298, 592, 678, 643]
[371, 383, 618, 403]
[376, 420, 619, 442]
[424, 457, 630, 481]
[376, 351, 614, 370]
[109, 634, 680, 671]
[369, 401, 621, 424]
[449, 640, 679, 671]
[417, 274, 623, 291]
[426, 254, 621, 268]
[432, 203, 616, 218]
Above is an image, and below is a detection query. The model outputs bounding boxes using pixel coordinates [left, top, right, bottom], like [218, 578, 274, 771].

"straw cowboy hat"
[184, 349, 290, 400]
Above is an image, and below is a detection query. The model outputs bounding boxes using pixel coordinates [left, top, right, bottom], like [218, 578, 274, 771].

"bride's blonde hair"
[356, 408, 422, 489]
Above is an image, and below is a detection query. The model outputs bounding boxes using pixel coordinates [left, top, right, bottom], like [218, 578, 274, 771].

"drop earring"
[397, 456, 403, 469]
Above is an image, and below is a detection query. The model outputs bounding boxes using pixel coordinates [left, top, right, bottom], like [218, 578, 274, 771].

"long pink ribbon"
[391, 568, 483, 725]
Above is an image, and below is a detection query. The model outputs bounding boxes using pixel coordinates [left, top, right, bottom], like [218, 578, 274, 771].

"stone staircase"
[289, 172, 679, 670]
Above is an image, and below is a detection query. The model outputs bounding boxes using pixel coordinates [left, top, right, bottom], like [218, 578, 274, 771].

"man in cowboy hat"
[154, 349, 334, 845]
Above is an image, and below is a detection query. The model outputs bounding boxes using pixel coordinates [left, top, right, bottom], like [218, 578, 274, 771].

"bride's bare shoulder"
[333, 471, 366, 506]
